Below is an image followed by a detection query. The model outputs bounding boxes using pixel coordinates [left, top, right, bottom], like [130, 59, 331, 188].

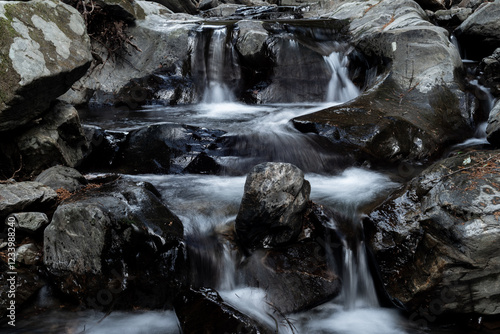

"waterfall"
[324, 52, 360, 103]
[192, 25, 240, 104]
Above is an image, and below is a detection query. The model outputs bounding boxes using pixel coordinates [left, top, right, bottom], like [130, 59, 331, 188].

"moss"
[0, 16, 20, 106]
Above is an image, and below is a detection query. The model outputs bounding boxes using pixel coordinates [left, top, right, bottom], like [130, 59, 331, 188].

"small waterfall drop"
[192, 25, 241, 104]
[324, 52, 360, 103]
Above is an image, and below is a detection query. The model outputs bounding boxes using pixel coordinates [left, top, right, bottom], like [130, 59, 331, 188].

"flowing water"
[12, 27, 424, 334]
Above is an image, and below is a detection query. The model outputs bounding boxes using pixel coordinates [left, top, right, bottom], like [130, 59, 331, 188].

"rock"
[152, 0, 199, 14]
[95, 0, 137, 23]
[295, 0, 474, 166]
[429, 7, 473, 26]
[235, 20, 268, 60]
[16, 101, 89, 178]
[79, 125, 127, 172]
[455, 1, 500, 60]
[199, 0, 219, 11]
[0, 0, 92, 133]
[201, 4, 244, 18]
[486, 101, 500, 146]
[0, 264, 45, 321]
[15, 243, 41, 265]
[479, 48, 500, 98]
[35, 166, 87, 193]
[6, 212, 49, 234]
[114, 123, 226, 174]
[174, 287, 273, 334]
[413, 0, 453, 11]
[364, 150, 500, 316]
[64, 1, 200, 107]
[235, 162, 311, 250]
[242, 240, 342, 313]
[0, 182, 57, 219]
[43, 179, 186, 308]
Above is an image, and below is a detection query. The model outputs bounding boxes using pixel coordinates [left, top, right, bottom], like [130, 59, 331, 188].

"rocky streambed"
[1, 0, 500, 333]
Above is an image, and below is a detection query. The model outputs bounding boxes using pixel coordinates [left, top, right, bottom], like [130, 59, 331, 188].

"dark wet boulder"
[413, 0, 455, 11]
[35, 166, 88, 193]
[14, 101, 89, 179]
[0, 0, 92, 133]
[242, 239, 342, 314]
[174, 287, 273, 334]
[0, 182, 57, 219]
[113, 123, 226, 174]
[486, 101, 500, 147]
[43, 179, 186, 309]
[235, 162, 311, 250]
[296, 0, 474, 167]
[479, 48, 500, 98]
[454, 1, 500, 60]
[364, 150, 500, 316]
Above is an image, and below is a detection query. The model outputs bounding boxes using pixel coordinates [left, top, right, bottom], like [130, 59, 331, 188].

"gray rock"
[15, 243, 41, 265]
[152, 0, 199, 14]
[365, 150, 500, 316]
[43, 179, 186, 308]
[430, 7, 473, 25]
[202, 4, 243, 17]
[35, 165, 87, 192]
[95, 0, 137, 22]
[235, 162, 311, 250]
[235, 20, 268, 59]
[0, 182, 57, 218]
[6, 212, 49, 233]
[199, 0, 219, 11]
[16, 101, 89, 178]
[486, 101, 500, 146]
[479, 47, 500, 98]
[455, 1, 500, 59]
[0, 0, 92, 133]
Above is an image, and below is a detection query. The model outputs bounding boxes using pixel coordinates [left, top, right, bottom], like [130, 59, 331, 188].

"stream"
[9, 23, 493, 334]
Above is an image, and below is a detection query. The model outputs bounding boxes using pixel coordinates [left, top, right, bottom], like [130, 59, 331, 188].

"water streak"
[324, 52, 360, 103]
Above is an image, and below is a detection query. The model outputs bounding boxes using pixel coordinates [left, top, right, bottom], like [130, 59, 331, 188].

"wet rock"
[201, 4, 244, 17]
[365, 150, 500, 316]
[242, 240, 341, 313]
[16, 102, 89, 178]
[428, 7, 473, 27]
[94, 0, 138, 23]
[35, 166, 87, 193]
[0, 0, 92, 133]
[114, 123, 226, 174]
[174, 287, 273, 334]
[6, 212, 49, 234]
[235, 20, 269, 60]
[479, 48, 500, 98]
[486, 101, 500, 146]
[413, 0, 454, 11]
[0, 182, 57, 219]
[79, 125, 127, 172]
[152, 0, 199, 14]
[296, 0, 473, 166]
[43, 179, 186, 309]
[235, 162, 311, 250]
[455, 1, 500, 60]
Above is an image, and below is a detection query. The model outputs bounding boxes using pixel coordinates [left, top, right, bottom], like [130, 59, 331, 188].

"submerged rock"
[235, 162, 311, 250]
[0, 0, 92, 132]
[365, 150, 500, 316]
[43, 179, 186, 309]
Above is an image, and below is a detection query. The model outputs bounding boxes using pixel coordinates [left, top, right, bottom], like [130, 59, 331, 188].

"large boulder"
[34, 165, 88, 193]
[294, 0, 474, 167]
[0, 0, 92, 133]
[235, 162, 311, 250]
[364, 150, 500, 316]
[479, 47, 500, 98]
[454, 1, 500, 60]
[43, 179, 186, 308]
[15, 101, 89, 178]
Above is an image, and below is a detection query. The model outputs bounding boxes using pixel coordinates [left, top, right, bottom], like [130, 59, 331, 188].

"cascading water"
[324, 52, 360, 103]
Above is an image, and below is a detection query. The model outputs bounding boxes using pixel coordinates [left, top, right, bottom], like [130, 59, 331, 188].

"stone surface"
[16, 101, 89, 178]
[294, 0, 474, 166]
[152, 0, 199, 14]
[35, 165, 87, 192]
[6, 212, 49, 234]
[15, 243, 41, 265]
[174, 287, 273, 334]
[0, 182, 57, 218]
[43, 179, 186, 308]
[235, 162, 311, 250]
[455, 1, 500, 60]
[0, 0, 92, 132]
[365, 150, 500, 315]
[486, 101, 500, 146]
[479, 47, 500, 98]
